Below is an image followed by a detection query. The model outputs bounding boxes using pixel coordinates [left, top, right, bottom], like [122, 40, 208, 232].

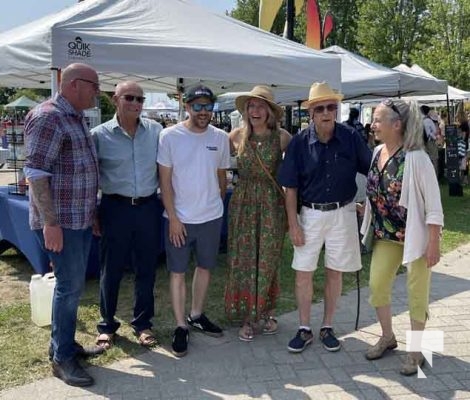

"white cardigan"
[361, 145, 444, 266]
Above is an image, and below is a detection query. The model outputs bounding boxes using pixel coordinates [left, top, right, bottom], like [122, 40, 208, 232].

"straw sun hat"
[301, 82, 344, 108]
[235, 85, 284, 120]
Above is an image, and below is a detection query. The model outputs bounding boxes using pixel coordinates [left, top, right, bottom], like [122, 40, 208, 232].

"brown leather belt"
[302, 199, 352, 212]
[104, 193, 156, 206]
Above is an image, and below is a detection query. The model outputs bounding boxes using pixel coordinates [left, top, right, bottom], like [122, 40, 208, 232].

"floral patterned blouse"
[366, 147, 407, 242]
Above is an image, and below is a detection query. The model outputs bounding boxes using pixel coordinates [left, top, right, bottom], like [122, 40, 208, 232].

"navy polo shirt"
[277, 123, 372, 203]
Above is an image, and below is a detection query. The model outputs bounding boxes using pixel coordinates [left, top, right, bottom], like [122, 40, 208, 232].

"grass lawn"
[0, 183, 469, 391]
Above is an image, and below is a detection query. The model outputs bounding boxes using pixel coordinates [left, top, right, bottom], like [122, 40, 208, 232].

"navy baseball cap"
[183, 85, 217, 103]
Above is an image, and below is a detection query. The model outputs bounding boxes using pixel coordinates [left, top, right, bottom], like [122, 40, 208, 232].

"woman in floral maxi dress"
[224, 86, 291, 341]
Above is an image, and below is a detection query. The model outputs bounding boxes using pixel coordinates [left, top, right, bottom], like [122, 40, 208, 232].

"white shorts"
[292, 202, 362, 273]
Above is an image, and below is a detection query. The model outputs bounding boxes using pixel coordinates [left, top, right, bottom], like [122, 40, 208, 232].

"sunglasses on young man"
[190, 103, 214, 112]
[121, 94, 146, 104]
[382, 99, 401, 118]
[313, 103, 338, 114]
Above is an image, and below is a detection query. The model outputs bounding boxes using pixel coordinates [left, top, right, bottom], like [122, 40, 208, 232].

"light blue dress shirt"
[91, 115, 162, 197]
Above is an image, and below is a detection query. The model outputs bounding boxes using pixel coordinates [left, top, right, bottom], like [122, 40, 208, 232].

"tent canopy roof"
[394, 64, 470, 103]
[0, 0, 341, 94]
[322, 46, 447, 101]
[4, 95, 39, 109]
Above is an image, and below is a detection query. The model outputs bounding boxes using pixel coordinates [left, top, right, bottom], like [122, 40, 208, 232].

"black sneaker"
[172, 327, 189, 357]
[319, 327, 341, 352]
[187, 313, 223, 337]
[287, 328, 314, 353]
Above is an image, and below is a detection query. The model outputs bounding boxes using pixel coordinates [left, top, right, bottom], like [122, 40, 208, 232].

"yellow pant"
[369, 240, 431, 323]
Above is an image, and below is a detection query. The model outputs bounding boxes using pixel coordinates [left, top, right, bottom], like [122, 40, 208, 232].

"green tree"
[9, 89, 43, 102]
[357, 0, 429, 67]
[411, 0, 470, 89]
[230, 0, 360, 49]
[230, 0, 286, 36]
[320, 0, 360, 51]
[0, 88, 16, 105]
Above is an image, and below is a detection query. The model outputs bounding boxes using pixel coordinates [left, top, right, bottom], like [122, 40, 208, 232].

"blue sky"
[0, 0, 237, 32]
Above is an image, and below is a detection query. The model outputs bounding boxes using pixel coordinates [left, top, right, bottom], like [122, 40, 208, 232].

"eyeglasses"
[75, 78, 100, 90]
[190, 103, 214, 112]
[312, 103, 337, 114]
[382, 99, 401, 118]
[121, 95, 146, 104]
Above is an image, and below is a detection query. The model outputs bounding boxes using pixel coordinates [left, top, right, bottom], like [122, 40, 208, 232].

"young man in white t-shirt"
[158, 85, 230, 357]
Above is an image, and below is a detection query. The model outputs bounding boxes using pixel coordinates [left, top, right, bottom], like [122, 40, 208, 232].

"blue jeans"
[34, 227, 92, 362]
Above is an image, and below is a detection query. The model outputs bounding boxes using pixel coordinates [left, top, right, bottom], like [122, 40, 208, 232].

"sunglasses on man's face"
[190, 103, 214, 112]
[382, 99, 401, 118]
[313, 103, 337, 114]
[75, 78, 100, 91]
[121, 94, 146, 104]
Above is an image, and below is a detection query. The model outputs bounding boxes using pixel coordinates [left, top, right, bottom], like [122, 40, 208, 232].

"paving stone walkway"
[1, 236, 470, 399]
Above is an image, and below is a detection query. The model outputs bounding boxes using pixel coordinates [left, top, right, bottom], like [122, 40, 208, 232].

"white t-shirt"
[157, 122, 230, 224]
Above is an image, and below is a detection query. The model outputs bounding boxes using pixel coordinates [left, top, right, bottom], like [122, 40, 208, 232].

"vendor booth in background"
[2, 96, 39, 195]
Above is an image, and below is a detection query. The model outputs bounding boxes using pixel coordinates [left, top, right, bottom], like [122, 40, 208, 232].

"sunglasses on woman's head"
[313, 103, 337, 114]
[121, 94, 146, 104]
[382, 99, 401, 118]
[190, 103, 214, 112]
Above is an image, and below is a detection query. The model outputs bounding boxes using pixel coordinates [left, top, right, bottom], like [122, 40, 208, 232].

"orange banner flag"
[305, 0, 321, 49]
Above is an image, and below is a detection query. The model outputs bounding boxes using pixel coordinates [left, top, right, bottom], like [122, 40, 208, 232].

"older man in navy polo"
[278, 82, 371, 353]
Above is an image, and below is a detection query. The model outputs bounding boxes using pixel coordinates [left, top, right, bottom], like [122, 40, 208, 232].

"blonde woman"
[362, 99, 443, 375]
[224, 86, 291, 341]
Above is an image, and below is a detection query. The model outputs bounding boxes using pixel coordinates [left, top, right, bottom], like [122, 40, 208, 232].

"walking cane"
[355, 270, 360, 330]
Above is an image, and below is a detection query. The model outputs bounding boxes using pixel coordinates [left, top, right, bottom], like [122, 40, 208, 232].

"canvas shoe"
[319, 327, 341, 352]
[287, 328, 314, 353]
[172, 327, 189, 357]
[187, 313, 223, 337]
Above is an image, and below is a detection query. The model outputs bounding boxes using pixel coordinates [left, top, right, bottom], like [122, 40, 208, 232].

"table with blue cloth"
[0, 187, 232, 276]
[0, 186, 101, 277]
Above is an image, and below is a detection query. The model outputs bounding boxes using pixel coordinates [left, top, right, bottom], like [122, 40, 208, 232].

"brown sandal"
[96, 333, 115, 350]
[262, 316, 278, 335]
[136, 329, 159, 348]
[238, 323, 254, 342]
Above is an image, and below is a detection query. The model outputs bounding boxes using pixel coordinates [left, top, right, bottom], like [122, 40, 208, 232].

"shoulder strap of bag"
[251, 144, 285, 199]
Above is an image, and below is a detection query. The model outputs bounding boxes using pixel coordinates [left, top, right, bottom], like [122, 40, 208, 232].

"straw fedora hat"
[235, 85, 284, 120]
[301, 82, 344, 108]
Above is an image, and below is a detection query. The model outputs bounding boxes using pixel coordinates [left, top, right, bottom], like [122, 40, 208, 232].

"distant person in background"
[421, 105, 439, 176]
[225, 85, 291, 342]
[362, 99, 443, 376]
[457, 110, 469, 184]
[344, 107, 367, 144]
[92, 81, 162, 350]
[24, 63, 102, 387]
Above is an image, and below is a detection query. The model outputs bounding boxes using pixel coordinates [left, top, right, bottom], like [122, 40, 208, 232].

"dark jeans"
[97, 195, 160, 334]
[34, 227, 92, 363]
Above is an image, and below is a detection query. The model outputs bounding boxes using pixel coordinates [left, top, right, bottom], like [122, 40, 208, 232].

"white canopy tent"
[4, 95, 39, 109]
[217, 46, 448, 111]
[0, 0, 341, 95]
[394, 64, 470, 105]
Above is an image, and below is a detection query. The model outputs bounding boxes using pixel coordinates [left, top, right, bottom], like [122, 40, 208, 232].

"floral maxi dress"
[224, 132, 286, 322]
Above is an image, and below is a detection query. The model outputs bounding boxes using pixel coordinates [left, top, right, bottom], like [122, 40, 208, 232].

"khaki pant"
[369, 240, 431, 323]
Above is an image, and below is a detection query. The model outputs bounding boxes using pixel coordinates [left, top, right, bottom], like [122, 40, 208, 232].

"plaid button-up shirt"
[24, 94, 99, 230]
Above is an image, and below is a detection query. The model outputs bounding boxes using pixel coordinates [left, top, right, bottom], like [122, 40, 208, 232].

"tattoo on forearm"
[29, 177, 57, 225]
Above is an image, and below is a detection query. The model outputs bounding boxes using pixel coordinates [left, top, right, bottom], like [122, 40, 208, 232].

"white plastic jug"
[29, 272, 56, 327]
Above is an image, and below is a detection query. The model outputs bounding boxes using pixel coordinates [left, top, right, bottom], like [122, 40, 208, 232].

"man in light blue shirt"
[92, 81, 162, 349]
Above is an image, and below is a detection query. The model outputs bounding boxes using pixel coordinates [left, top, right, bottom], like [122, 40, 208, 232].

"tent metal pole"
[51, 68, 60, 96]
